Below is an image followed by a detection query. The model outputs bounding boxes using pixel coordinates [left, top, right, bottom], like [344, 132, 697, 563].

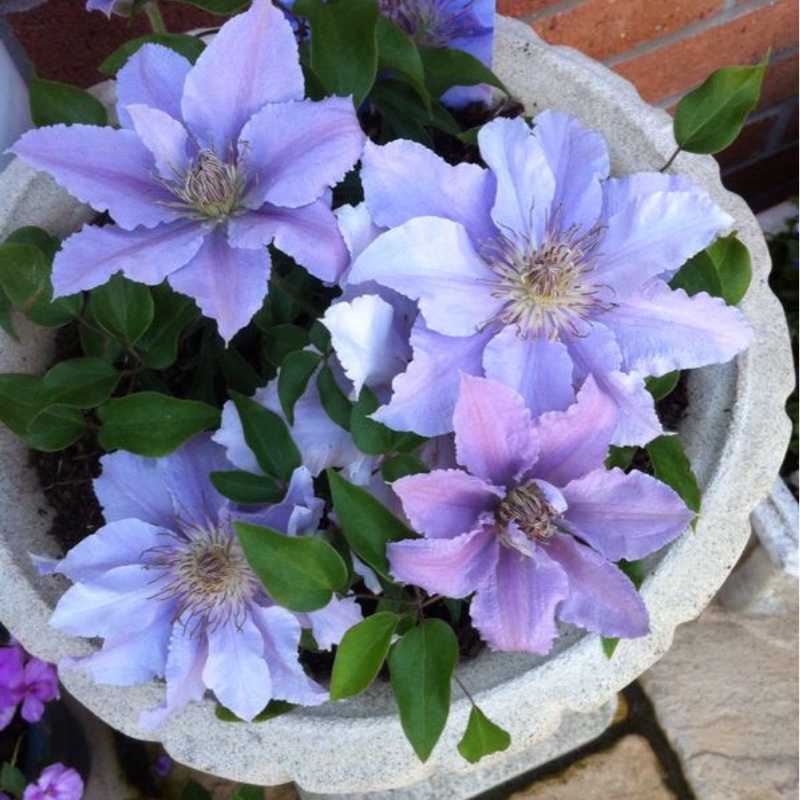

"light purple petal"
[373, 322, 494, 436]
[52, 219, 205, 297]
[470, 544, 568, 653]
[336, 202, 383, 266]
[297, 595, 363, 650]
[126, 104, 191, 180]
[601, 172, 697, 219]
[213, 397, 260, 474]
[532, 110, 608, 230]
[167, 229, 270, 342]
[203, 615, 273, 722]
[454, 375, 540, 487]
[605, 282, 753, 376]
[94, 450, 175, 527]
[388, 526, 499, 598]
[241, 97, 364, 210]
[249, 605, 328, 706]
[116, 43, 192, 129]
[531, 375, 618, 486]
[478, 116, 555, 245]
[393, 468, 502, 539]
[547, 532, 649, 638]
[482, 327, 575, 419]
[12, 125, 179, 230]
[561, 467, 693, 561]
[51, 564, 167, 638]
[56, 519, 164, 582]
[361, 138, 496, 243]
[347, 217, 501, 336]
[181, 0, 304, 154]
[228, 201, 348, 284]
[598, 188, 733, 291]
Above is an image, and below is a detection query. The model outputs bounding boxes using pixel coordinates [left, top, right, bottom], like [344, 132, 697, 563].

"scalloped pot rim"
[0, 14, 793, 796]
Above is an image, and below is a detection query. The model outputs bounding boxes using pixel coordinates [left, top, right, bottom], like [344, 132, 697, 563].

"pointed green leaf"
[351, 386, 394, 455]
[457, 705, 511, 764]
[235, 521, 348, 612]
[4, 225, 60, 260]
[262, 323, 310, 368]
[136, 285, 198, 369]
[0, 373, 44, 434]
[330, 612, 400, 700]
[705, 234, 752, 305]
[42, 357, 120, 408]
[1, 763, 27, 796]
[173, 0, 250, 14]
[99, 33, 206, 76]
[278, 349, 321, 424]
[209, 470, 285, 504]
[381, 453, 430, 482]
[376, 16, 430, 109]
[30, 77, 108, 127]
[97, 392, 220, 456]
[230, 392, 301, 481]
[645, 434, 701, 514]
[327, 468, 417, 577]
[316, 364, 352, 431]
[229, 786, 264, 800]
[389, 619, 458, 762]
[671, 248, 723, 298]
[24, 404, 87, 451]
[215, 699, 295, 723]
[88, 273, 154, 344]
[420, 47, 508, 98]
[645, 371, 679, 402]
[602, 559, 645, 658]
[180, 781, 213, 800]
[0, 288, 15, 339]
[673, 53, 768, 154]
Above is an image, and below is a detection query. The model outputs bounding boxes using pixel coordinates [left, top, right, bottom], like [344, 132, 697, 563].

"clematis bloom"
[347, 111, 752, 443]
[12, 0, 365, 341]
[387, 374, 694, 652]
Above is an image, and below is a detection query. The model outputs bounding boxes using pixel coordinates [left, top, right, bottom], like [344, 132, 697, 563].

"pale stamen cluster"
[378, 0, 480, 47]
[168, 149, 243, 221]
[496, 482, 559, 547]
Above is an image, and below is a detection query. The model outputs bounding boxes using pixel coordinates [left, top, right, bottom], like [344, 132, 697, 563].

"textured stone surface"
[508, 736, 675, 800]
[640, 569, 799, 800]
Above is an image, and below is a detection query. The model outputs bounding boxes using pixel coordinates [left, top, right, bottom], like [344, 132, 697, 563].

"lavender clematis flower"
[387, 374, 694, 652]
[12, 0, 365, 342]
[22, 764, 84, 800]
[49, 435, 330, 727]
[85, 0, 142, 16]
[347, 112, 753, 443]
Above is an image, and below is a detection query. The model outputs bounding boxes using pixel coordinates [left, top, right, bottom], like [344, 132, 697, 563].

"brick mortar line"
[603, 0, 788, 67]
[516, 0, 600, 25]
[765, 101, 799, 151]
[721, 116, 799, 175]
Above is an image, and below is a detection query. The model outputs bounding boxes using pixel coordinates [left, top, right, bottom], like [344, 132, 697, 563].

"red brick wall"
[499, 0, 799, 210]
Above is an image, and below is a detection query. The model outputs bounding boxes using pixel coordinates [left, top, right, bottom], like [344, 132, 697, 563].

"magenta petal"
[12, 125, 178, 230]
[531, 375, 618, 486]
[393, 468, 503, 539]
[388, 526, 499, 598]
[167, 230, 270, 342]
[562, 467, 693, 561]
[361, 138, 496, 244]
[547, 532, 649, 638]
[228, 201, 348, 284]
[51, 219, 205, 297]
[483, 327, 576, 419]
[605, 282, 753, 376]
[116, 44, 192, 129]
[181, 0, 304, 154]
[241, 97, 364, 210]
[470, 544, 568, 653]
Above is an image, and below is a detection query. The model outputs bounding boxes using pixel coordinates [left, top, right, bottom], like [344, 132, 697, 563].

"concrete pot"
[0, 15, 794, 798]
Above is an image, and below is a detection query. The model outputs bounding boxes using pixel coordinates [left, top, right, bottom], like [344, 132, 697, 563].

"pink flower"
[0, 642, 59, 730]
[22, 764, 84, 800]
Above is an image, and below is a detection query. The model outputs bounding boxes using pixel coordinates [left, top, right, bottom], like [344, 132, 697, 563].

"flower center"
[378, 0, 479, 47]
[481, 220, 614, 341]
[146, 525, 259, 634]
[496, 482, 559, 544]
[171, 150, 241, 220]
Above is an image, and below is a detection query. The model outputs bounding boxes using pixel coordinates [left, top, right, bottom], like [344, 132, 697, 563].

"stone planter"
[0, 38, 32, 171]
[0, 15, 794, 798]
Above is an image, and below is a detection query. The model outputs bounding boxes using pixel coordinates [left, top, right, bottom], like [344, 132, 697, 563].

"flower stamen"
[497, 482, 559, 544]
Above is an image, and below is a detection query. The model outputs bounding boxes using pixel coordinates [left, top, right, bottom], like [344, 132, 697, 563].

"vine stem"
[453, 673, 476, 705]
[146, 2, 167, 34]
[660, 146, 681, 173]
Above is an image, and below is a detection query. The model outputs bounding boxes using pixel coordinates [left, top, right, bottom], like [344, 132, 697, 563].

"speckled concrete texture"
[0, 14, 794, 796]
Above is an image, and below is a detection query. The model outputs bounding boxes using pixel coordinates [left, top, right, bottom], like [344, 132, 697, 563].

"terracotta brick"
[613, 0, 799, 103]
[498, 0, 564, 19]
[759, 52, 800, 110]
[716, 114, 779, 169]
[531, 0, 724, 61]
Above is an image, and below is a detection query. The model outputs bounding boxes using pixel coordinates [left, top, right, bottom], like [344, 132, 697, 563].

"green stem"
[660, 145, 681, 173]
[146, 2, 167, 34]
[269, 270, 320, 318]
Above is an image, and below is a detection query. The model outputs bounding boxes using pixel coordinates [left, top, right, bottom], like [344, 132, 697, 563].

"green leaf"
[327, 468, 417, 577]
[316, 364, 352, 431]
[99, 33, 206, 75]
[645, 434, 701, 515]
[235, 521, 348, 612]
[180, 781, 213, 800]
[673, 53, 768, 154]
[376, 17, 430, 109]
[0, 373, 44, 434]
[389, 619, 458, 762]
[24, 404, 87, 451]
[88, 273, 154, 344]
[173, 0, 249, 14]
[229, 786, 264, 800]
[294, 0, 380, 107]
[645, 371, 679, 402]
[705, 234, 752, 305]
[209, 470, 285, 504]
[4, 225, 60, 260]
[30, 77, 108, 127]
[262, 323, 310, 368]
[0, 289, 14, 340]
[457, 705, 511, 764]
[42, 357, 120, 407]
[605, 445, 637, 472]
[420, 47, 508, 98]
[671, 248, 723, 298]
[230, 392, 301, 482]
[278, 349, 321, 424]
[97, 392, 220, 456]
[136, 285, 198, 369]
[381, 453, 430, 482]
[351, 386, 394, 455]
[215, 699, 295, 723]
[0, 242, 81, 327]
[330, 612, 400, 700]
[1, 762, 27, 796]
